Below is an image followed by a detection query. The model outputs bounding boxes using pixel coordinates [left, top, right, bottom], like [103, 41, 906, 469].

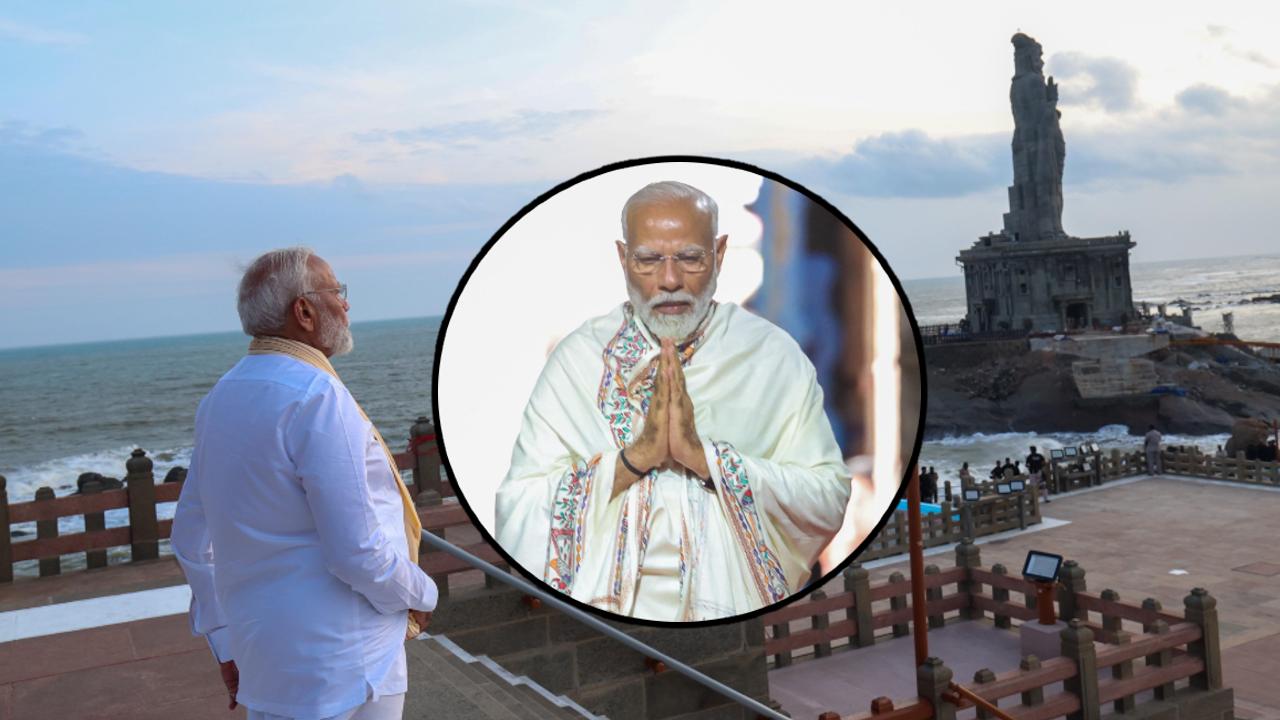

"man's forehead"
[308, 255, 338, 281]
[626, 200, 715, 244]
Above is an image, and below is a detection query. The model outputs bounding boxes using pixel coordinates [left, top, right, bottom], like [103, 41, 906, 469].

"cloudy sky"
[2, 2, 1277, 349]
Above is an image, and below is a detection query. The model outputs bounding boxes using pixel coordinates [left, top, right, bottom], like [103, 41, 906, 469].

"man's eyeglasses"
[629, 250, 710, 275]
[301, 284, 348, 301]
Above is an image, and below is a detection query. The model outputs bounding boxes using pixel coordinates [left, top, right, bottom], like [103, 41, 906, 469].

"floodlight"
[997, 482, 1012, 494]
[1022, 550, 1063, 583]
[1063, 447, 1078, 457]
[1010, 479, 1025, 492]
[1050, 449, 1064, 460]
[963, 489, 980, 502]
[1089, 442, 1100, 454]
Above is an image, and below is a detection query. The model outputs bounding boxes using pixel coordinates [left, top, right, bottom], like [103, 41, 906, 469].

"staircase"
[406, 634, 599, 720]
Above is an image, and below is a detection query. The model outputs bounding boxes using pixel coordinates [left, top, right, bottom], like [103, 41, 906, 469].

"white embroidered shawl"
[495, 302, 851, 621]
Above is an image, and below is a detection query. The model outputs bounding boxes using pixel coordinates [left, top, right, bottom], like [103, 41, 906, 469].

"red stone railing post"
[845, 563, 874, 647]
[771, 620, 792, 668]
[1111, 631, 1136, 713]
[1057, 560, 1087, 622]
[973, 668, 997, 720]
[888, 571, 910, 638]
[1100, 588, 1122, 640]
[917, 657, 957, 720]
[1141, 598, 1162, 633]
[411, 416, 442, 505]
[126, 448, 159, 562]
[925, 564, 944, 628]
[955, 538, 980, 620]
[1146, 620, 1175, 700]
[0, 475, 11, 582]
[1061, 619, 1100, 720]
[82, 478, 108, 569]
[1184, 587, 1223, 690]
[36, 486, 59, 576]
[991, 564, 1011, 628]
[810, 590, 832, 658]
[1019, 655, 1044, 708]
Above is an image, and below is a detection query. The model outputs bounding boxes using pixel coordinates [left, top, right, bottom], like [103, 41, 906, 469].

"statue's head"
[1012, 33, 1044, 74]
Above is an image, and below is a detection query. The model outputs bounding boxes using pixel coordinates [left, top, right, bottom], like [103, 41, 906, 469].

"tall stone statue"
[1002, 33, 1066, 241]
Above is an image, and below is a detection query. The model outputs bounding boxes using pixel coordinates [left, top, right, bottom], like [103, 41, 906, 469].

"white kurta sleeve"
[700, 363, 851, 597]
[495, 343, 621, 589]
[290, 382, 437, 615]
[171, 451, 233, 663]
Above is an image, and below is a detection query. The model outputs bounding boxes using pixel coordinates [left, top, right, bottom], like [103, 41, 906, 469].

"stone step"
[407, 634, 598, 720]
[405, 636, 523, 720]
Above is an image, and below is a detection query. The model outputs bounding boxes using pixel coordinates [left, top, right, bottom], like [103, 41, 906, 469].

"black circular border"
[430, 154, 928, 628]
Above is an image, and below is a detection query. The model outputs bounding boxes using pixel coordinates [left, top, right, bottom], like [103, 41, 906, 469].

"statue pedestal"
[1020, 620, 1066, 660]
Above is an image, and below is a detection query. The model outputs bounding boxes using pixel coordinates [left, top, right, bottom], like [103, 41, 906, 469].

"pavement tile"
[90, 689, 247, 720]
[778, 476, 1280, 717]
[8, 648, 224, 719]
[0, 625, 134, 685]
[127, 613, 207, 659]
[0, 558, 187, 613]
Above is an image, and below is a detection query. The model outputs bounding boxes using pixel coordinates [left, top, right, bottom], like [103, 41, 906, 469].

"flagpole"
[907, 464, 928, 667]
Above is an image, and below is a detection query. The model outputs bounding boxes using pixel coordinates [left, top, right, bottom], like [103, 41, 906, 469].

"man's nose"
[657, 258, 683, 292]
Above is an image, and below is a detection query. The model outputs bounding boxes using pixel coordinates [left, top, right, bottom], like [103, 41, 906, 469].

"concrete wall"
[1072, 358, 1159, 398]
[1031, 333, 1169, 359]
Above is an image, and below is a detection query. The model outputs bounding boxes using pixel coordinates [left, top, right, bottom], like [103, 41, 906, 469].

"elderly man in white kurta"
[172, 247, 437, 720]
[496, 181, 851, 622]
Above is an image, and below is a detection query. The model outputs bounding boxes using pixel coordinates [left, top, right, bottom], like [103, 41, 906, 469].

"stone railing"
[860, 490, 1041, 563]
[765, 540, 1231, 720]
[1, 418, 442, 582]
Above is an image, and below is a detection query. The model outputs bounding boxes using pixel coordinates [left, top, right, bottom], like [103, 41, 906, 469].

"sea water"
[0, 317, 436, 574]
[3, 254, 1276, 575]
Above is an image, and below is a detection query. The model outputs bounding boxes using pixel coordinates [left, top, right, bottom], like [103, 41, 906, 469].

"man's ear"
[294, 296, 317, 332]
[616, 240, 628, 270]
[714, 234, 728, 268]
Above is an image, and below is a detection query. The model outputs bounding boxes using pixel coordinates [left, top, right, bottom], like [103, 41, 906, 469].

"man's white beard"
[628, 274, 717, 342]
[318, 309, 354, 357]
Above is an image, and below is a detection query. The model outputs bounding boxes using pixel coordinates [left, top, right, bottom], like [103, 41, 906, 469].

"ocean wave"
[4, 444, 192, 504]
[917, 428, 1232, 490]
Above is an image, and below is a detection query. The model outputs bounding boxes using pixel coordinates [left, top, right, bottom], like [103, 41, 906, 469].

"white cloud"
[0, 17, 85, 46]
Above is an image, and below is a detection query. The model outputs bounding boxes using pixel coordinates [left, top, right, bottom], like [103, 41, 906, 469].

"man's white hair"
[620, 181, 718, 242]
[237, 246, 316, 336]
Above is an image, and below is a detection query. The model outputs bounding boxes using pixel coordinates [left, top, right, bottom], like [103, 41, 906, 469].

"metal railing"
[419, 529, 787, 720]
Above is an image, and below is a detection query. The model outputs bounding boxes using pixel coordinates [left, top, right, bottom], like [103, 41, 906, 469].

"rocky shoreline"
[923, 339, 1280, 439]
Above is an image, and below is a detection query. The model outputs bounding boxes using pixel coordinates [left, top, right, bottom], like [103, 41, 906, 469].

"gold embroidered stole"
[248, 336, 425, 637]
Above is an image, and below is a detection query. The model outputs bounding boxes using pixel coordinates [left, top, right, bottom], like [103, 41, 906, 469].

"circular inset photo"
[435, 157, 924, 625]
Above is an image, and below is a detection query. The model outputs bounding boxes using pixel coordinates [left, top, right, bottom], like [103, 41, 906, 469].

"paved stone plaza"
[2, 474, 1279, 718]
[769, 474, 1280, 719]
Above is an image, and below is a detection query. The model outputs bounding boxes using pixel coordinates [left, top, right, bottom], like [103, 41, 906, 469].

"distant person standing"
[1001, 457, 1017, 479]
[921, 466, 938, 503]
[1025, 445, 1049, 503]
[958, 462, 975, 489]
[990, 461, 1003, 481]
[1144, 424, 1163, 475]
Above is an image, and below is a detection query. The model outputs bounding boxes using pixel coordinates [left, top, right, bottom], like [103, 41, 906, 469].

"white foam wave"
[6, 444, 192, 540]
[918, 429, 1231, 496]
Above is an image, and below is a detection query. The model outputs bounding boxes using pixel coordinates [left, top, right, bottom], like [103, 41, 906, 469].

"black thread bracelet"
[619, 449, 652, 477]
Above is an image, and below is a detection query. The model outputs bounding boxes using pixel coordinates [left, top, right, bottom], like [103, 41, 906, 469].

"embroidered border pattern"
[596, 309, 655, 448]
[713, 440, 789, 604]
[545, 454, 601, 593]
